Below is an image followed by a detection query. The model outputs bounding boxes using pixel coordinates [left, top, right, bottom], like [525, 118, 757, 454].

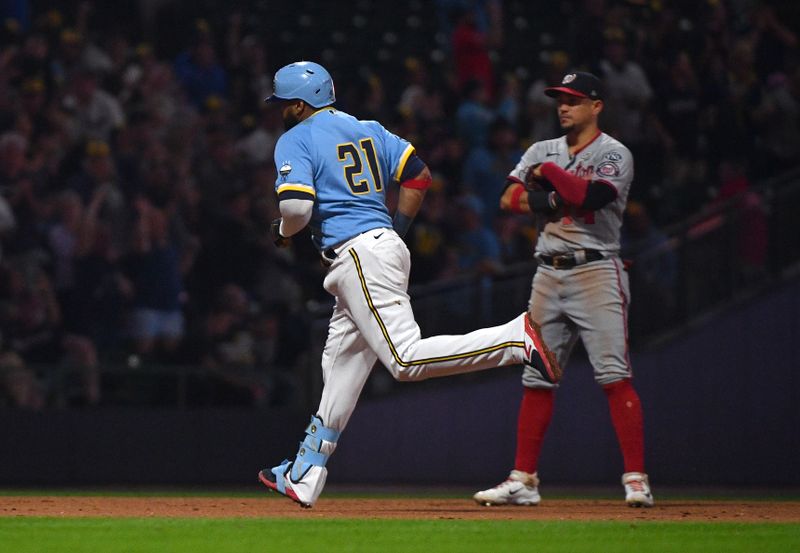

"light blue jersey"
[274, 109, 415, 251]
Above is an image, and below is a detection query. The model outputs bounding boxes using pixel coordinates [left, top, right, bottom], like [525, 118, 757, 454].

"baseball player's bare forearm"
[394, 165, 431, 237]
[397, 166, 431, 217]
[500, 182, 530, 213]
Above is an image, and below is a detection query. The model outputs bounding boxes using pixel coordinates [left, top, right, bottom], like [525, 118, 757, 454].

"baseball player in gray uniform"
[473, 71, 654, 507]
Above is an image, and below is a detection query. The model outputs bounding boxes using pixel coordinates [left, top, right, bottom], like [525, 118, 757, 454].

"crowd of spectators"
[0, 0, 796, 408]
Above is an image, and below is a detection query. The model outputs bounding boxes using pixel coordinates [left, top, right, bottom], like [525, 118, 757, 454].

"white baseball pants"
[316, 228, 526, 433]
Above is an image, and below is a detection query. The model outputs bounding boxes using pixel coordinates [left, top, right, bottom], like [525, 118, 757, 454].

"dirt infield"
[2, 497, 799, 522]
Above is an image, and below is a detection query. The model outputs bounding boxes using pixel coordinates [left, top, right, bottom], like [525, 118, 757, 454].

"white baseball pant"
[316, 228, 527, 433]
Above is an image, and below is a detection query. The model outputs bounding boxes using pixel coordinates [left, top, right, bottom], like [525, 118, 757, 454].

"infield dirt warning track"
[2, 497, 799, 522]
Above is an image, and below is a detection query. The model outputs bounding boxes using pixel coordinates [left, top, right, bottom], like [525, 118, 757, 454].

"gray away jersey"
[509, 132, 633, 255]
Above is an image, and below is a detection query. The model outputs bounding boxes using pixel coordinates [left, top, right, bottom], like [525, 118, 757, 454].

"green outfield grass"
[1, 518, 799, 553]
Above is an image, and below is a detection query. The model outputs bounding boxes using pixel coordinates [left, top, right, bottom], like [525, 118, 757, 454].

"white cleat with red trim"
[623, 472, 654, 507]
[473, 470, 541, 506]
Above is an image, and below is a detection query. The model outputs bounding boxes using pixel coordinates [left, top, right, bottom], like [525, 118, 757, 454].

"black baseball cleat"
[523, 315, 562, 383]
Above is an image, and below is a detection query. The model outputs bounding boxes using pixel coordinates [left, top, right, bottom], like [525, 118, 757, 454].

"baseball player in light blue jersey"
[257, 61, 561, 508]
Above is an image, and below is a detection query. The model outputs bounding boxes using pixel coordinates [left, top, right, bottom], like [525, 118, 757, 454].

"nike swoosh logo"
[523, 344, 532, 359]
[546, 152, 559, 157]
[509, 488, 520, 495]
[374, 232, 384, 239]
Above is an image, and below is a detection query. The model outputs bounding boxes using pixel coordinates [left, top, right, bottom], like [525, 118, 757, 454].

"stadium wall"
[1, 278, 797, 487]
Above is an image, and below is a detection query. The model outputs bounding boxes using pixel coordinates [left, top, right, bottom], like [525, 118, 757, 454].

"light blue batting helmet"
[265, 61, 335, 108]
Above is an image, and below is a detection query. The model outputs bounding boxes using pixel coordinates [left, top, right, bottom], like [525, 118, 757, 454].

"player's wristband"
[509, 185, 526, 214]
[393, 212, 413, 238]
[400, 177, 430, 190]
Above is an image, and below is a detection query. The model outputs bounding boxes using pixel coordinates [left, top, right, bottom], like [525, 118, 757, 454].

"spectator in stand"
[747, 3, 798, 84]
[397, 58, 427, 119]
[135, 59, 184, 131]
[692, 33, 762, 182]
[752, 68, 800, 178]
[397, 58, 447, 128]
[0, 261, 99, 405]
[66, 140, 122, 205]
[452, 8, 491, 95]
[47, 190, 83, 324]
[18, 77, 51, 144]
[652, 51, 708, 222]
[194, 126, 245, 216]
[463, 117, 523, 227]
[598, 26, 664, 204]
[407, 179, 459, 284]
[0, 131, 49, 257]
[50, 181, 130, 348]
[123, 199, 192, 362]
[495, 211, 536, 265]
[566, 0, 608, 70]
[173, 20, 228, 108]
[525, 52, 568, 143]
[236, 104, 281, 166]
[654, 51, 702, 184]
[189, 183, 270, 307]
[227, 30, 273, 116]
[0, 132, 30, 199]
[0, 350, 44, 409]
[199, 283, 254, 366]
[456, 79, 495, 149]
[65, 139, 128, 248]
[496, 74, 521, 126]
[598, 27, 653, 149]
[184, 282, 265, 406]
[71, 197, 132, 352]
[62, 65, 125, 143]
[713, 158, 768, 284]
[13, 33, 52, 92]
[454, 193, 501, 275]
[50, 28, 87, 88]
[0, 191, 15, 263]
[424, 135, 465, 189]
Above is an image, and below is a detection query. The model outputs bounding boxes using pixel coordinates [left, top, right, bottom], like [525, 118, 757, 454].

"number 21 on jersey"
[338, 139, 382, 195]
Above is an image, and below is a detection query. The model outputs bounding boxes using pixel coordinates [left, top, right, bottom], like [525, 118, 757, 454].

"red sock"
[514, 387, 555, 474]
[603, 379, 645, 473]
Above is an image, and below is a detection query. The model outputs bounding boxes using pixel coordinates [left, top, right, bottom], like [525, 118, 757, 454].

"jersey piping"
[612, 257, 633, 374]
[277, 183, 316, 197]
[570, 129, 603, 156]
[393, 144, 416, 181]
[349, 249, 524, 365]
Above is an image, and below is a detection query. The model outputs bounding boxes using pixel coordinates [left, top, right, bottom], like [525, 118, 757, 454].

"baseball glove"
[524, 163, 555, 192]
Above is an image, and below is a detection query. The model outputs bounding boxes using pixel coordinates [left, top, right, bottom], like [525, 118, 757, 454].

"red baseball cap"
[545, 71, 603, 100]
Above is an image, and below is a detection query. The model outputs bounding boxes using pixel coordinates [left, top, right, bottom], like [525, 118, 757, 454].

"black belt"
[320, 228, 391, 267]
[320, 248, 338, 267]
[537, 249, 604, 269]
